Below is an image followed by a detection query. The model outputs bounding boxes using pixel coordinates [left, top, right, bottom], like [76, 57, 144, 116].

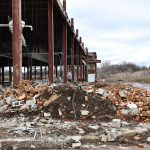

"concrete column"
[48, 0, 54, 83]
[12, 0, 22, 85]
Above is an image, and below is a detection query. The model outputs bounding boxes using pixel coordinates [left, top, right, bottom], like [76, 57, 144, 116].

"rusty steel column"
[34, 66, 37, 80]
[80, 52, 83, 81]
[83, 63, 85, 81]
[71, 18, 74, 81]
[76, 44, 79, 82]
[2, 66, 4, 86]
[48, 0, 54, 83]
[63, 0, 67, 83]
[29, 58, 32, 80]
[12, 0, 22, 85]
[40, 65, 42, 80]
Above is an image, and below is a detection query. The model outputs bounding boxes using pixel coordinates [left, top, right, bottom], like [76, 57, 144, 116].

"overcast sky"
[60, 0, 150, 66]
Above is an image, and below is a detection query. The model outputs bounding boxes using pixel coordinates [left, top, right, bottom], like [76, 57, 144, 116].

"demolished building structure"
[0, 0, 101, 86]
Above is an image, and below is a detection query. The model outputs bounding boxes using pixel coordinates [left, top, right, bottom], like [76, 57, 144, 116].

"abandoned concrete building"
[0, 0, 101, 86]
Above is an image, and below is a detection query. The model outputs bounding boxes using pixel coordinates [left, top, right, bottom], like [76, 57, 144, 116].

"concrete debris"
[0, 143, 2, 149]
[147, 137, 150, 142]
[72, 141, 81, 149]
[0, 81, 150, 149]
[111, 119, 121, 128]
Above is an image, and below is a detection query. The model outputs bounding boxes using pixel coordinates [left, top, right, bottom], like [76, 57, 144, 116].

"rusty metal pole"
[34, 66, 36, 80]
[80, 52, 83, 81]
[48, 0, 54, 83]
[63, 0, 67, 83]
[71, 18, 74, 81]
[29, 58, 32, 80]
[76, 44, 79, 82]
[12, 0, 22, 85]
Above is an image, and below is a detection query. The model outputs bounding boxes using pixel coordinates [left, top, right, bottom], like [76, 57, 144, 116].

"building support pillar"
[2, 66, 4, 86]
[0, 67, 1, 84]
[80, 53, 83, 81]
[48, 0, 54, 83]
[29, 58, 32, 80]
[40, 65, 42, 80]
[12, 0, 22, 85]
[34, 66, 36, 80]
[76, 44, 79, 82]
[71, 18, 74, 81]
[9, 66, 12, 84]
[63, 0, 67, 83]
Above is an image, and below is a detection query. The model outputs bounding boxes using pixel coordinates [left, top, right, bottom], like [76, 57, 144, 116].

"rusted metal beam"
[76, 44, 79, 82]
[63, 20, 67, 83]
[29, 58, 32, 80]
[12, 0, 22, 85]
[71, 18, 74, 81]
[80, 52, 83, 81]
[2, 66, 4, 86]
[48, 0, 54, 83]
[34, 66, 36, 80]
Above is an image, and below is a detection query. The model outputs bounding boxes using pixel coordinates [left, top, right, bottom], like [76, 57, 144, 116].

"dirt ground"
[0, 81, 150, 149]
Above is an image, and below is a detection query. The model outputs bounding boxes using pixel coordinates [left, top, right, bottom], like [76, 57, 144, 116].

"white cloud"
[64, 0, 150, 66]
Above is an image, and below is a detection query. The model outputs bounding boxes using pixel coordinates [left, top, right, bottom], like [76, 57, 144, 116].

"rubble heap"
[92, 82, 150, 123]
[0, 81, 115, 120]
[0, 80, 149, 123]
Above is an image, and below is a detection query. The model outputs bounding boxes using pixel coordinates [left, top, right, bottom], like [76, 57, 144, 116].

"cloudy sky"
[60, 0, 150, 66]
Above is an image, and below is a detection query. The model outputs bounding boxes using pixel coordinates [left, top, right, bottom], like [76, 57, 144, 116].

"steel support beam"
[80, 52, 83, 81]
[40, 65, 42, 80]
[63, 24, 67, 82]
[29, 58, 32, 80]
[2, 66, 4, 86]
[34, 66, 37, 80]
[71, 18, 74, 81]
[76, 44, 79, 81]
[48, 0, 54, 83]
[12, 0, 22, 85]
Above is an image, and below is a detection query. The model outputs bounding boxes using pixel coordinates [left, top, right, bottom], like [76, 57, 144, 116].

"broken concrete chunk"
[6, 97, 15, 105]
[72, 142, 81, 149]
[111, 119, 121, 128]
[0, 100, 4, 107]
[95, 88, 105, 95]
[12, 101, 24, 108]
[88, 124, 99, 130]
[30, 144, 36, 149]
[100, 134, 108, 142]
[119, 90, 127, 98]
[127, 102, 139, 115]
[0, 143, 2, 149]
[81, 110, 89, 116]
[26, 99, 36, 107]
[44, 112, 51, 118]
[147, 137, 150, 142]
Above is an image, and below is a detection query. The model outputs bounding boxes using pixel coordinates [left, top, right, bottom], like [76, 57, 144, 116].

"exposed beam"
[63, 20, 67, 83]
[48, 0, 54, 83]
[12, 0, 22, 85]
[71, 18, 74, 81]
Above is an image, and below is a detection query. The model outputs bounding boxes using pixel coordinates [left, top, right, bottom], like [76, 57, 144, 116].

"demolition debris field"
[0, 81, 150, 149]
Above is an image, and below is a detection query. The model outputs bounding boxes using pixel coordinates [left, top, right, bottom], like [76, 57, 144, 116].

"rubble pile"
[0, 81, 115, 120]
[91, 82, 150, 123]
[0, 80, 149, 123]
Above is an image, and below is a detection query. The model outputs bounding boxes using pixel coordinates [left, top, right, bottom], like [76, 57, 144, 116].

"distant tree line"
[98, 61, 149, 78]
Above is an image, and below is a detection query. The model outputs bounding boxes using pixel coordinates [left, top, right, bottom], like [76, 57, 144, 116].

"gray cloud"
[63, 0, 150, 66]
